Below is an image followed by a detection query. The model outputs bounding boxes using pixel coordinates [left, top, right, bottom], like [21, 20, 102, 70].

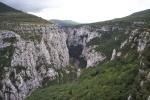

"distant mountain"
[50, 19, 80, 27]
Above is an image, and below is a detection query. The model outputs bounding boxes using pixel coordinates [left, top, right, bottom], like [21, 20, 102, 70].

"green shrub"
[26, 56, 139, 100]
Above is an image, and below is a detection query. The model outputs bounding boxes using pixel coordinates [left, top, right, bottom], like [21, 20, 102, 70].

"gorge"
[0, 2, 150, 100]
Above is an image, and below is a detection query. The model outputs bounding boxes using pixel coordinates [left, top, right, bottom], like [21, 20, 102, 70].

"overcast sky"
[1, 0, 150, 23]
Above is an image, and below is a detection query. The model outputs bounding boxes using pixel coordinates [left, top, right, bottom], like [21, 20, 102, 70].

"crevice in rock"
[69, 45, 83, 59]
[68, 45, 87, 68]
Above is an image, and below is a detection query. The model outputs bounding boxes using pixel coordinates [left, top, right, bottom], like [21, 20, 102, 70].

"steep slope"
[0, 2, 69, 100]
[27, 9, 150, 100]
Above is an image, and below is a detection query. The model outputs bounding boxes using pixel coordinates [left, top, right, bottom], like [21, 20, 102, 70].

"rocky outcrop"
[127, 95, 132, 100]
[128, 29, 150, 53]
[0, 24, 69, 100]
[111, 49, 116, 61]
[66, 25, 101, 47]
[82, 46, 106, 67]
[147, 96, 150, 100]
[120, 40, 128, 49]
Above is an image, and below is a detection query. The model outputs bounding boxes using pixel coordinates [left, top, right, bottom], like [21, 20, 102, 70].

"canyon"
[0, 2, 150, 100]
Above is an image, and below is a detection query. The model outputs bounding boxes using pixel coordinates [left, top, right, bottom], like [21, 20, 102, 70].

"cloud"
[30, 0, 150, 23]
[1, 0, 150, 23]
[1, 0, 62, 12]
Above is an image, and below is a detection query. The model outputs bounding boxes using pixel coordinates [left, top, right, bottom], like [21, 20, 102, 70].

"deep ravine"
[1, 2, 150, 100]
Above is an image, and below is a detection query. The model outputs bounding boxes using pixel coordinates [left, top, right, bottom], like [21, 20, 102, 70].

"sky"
[1, 0, 150, 23]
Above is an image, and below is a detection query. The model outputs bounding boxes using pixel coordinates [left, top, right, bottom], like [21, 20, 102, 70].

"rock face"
[127, 29, 150, 53]
[82, 46, 106, 67]
[0, 24, 69, 100]
[66, 26, 100, 47]
[65, 25, 106, 67]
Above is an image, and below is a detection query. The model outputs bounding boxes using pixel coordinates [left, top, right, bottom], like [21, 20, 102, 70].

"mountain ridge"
[50, 19, 80, 27]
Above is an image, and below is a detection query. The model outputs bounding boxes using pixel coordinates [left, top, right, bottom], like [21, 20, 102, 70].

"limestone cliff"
[65, 25, 106, 67]
[0, 23, 69, 100]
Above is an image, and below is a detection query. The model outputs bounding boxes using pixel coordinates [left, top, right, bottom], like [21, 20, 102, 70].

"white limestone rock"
[77, 68, 81, 78]
[100, 26, 111, 32]
[111, 49, 116, 60]
[140, 80, 144, 88]
[137, 39, 146, 52]
[147, 96, 150, 100]
[46, 68, 58, 80]
[127, 95, 132, 100]
[147, 72, 150, 81]
[82, 46, 106, 67]
[120, 40, 128, 49]
[0, 30, 16, 48]
[0, 23, 69, 100]
[117, 52, 122, 57]
[66, 25, 100, 47]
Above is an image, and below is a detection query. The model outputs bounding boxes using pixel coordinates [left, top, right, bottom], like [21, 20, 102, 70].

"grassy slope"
[0, 12, 49, 24]
[0, 2, 49, 24]
[26, 53, 139, 100]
